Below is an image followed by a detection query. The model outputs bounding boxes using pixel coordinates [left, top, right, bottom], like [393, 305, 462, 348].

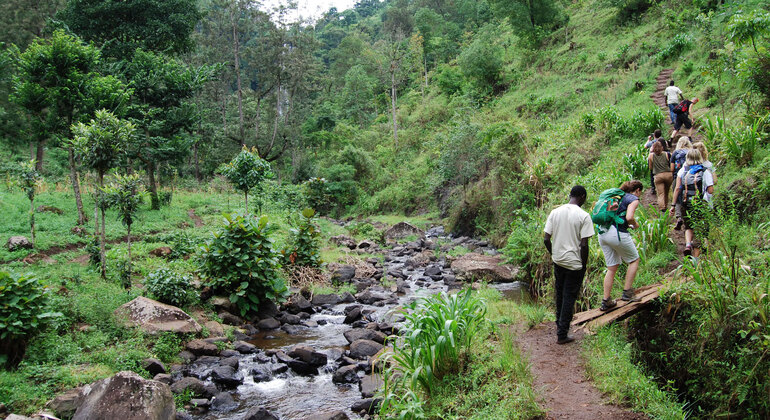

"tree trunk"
[148, 161, 159, 210]
[98, 172, 107, 279]
[68, 147, 87, 225]
[244, 192, 248, 214]
[231, 9, 245, 146]
[29, 196, 35, 246]
[126, 224, 132, 287]
[222, 89, 228, 135]
[254, 96, 262, 142]
[35, 140, 45, 172]
[193, 142, 201, 183]
[30, 141, 35, 161]
[390, 70, 399, 147]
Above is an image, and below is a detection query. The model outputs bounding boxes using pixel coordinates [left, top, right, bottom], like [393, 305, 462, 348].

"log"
[571, 284, 661, 326]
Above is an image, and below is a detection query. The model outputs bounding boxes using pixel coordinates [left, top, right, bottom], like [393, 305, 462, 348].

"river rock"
[6, 236, 33, 251]
[186, 339, 218, 356]
[149, 247, 173, 258]
[153, 374, 173, 385]
[48, 387, 84, 419]
[331, 265, 356, 283]
[242, 407, 279, 420]
[142, 358, 167, 376]
[210, 392, 237, 412]
[233, 341, 257, 354]
[357, 239, 378, 250]
[351, 398, 381, 414]
[285, 295, 313, 314]
[170, 377, 214, 398]
[424, 265, 442, 277]
[450, 253, 518, 282]
[288, 345, 328, 367]
[339, 292, 356, 303]
[343, 306, 362, 324]
[178, 350, 196, 363]
[256, 317, 280, 330]
[204, 320, 225, 337]
[115, 296, 202, 334]
[332, 365, 359, 383]
[349, 339, 383, 359]
[312, 293, 340, 306]
[355, 288, 390, 304]
[384, 222, 424, 241]
[250, 366, 272, 383]
[210, 365, 243, 388]
[287, 359, 318, 376]
[6, 415, 35, 420]
[72, 371, 174, 420]
[359, 374, 384, 398]
[257, 300, 279, 319]
[218, 311, 244, 326]
[304, 411, 349, 420]
[330, 235, 357, 249]
[344, 328, 387, 345]
[277, 312, 301, 325]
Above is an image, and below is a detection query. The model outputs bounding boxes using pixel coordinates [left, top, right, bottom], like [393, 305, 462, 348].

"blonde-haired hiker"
[670, 149, 715, 257]
[670, 136, 692, 230]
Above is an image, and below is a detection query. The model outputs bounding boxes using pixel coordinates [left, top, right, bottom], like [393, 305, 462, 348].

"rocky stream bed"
[42, 224, 526, 420]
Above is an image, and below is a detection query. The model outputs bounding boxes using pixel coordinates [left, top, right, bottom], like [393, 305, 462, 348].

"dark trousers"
[554, 264, 585, 339]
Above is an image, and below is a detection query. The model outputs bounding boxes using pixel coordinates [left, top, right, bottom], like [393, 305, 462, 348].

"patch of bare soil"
[516, 323, 648, 420]
[188, 208, 204, 227]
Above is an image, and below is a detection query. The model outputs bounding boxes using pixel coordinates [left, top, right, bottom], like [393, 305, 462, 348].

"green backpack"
[591, 188, 626, 235]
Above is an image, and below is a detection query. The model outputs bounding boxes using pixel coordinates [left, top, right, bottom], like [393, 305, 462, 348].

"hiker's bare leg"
[624, 258, 640, 290]
[685, 229, 694, 244]
[603, 265, 619, 300]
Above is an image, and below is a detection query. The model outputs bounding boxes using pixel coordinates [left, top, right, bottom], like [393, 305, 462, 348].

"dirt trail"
[188, 208, 204, 227]
[516, 323, 647, 419]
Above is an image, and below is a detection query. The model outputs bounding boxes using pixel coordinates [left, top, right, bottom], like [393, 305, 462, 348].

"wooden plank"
[583, 288, 660, 331]
[571, 284, 661, 326]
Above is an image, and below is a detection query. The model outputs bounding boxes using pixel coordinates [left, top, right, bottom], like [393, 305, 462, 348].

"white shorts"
[598, 226, 640, 267]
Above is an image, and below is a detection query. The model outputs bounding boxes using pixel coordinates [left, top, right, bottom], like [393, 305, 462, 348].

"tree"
[0, 0, 65, 49]
[72, 110, 136, 278]
[58, 0, 202, 59]
[102, 174, 143, 287]
[220, 147, 273, 213]
[488, 0, 565, 41]
[341, 65, 376, 126]
[12, 30, 130, 224]
[16, 160, 42, 246]
[458, 28, 504, 94]
[728, 10, 770, 54]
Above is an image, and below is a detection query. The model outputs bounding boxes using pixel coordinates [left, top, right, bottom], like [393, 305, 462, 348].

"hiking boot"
[600, 298, 617, 312]
[621, 289, 641, 302]
[557, 336, 575, 345]
[684, 245, 693, 256]
[674, 218, 683, 231]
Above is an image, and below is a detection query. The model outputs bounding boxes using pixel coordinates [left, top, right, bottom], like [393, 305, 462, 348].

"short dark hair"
[670, 80, 675, 86]
[654, 129, 662, 138]
[570, 185, 587, 198]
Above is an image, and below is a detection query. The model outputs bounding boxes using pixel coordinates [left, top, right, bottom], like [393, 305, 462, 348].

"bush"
[623, 143, 649, 180]
[198, 213, 288, 316]
[305, 177, 330, 214]
[0, 271, 61, 368]
[144, 268, 192, 307]
[607, 0, 654, 23]
[434, 63, 465, 96]
[320, 163, 358, 215]
[655, 34, 693, 63]
[282, 208, 322, 268]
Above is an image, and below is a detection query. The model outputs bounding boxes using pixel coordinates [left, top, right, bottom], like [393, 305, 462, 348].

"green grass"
[582, 324, 686, 420]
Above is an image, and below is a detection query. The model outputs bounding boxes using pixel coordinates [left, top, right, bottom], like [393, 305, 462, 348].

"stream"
[178, 226, 528, 420]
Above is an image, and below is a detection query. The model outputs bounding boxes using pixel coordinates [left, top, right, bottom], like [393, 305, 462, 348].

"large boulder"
[359, 374, 384, 398]
[312, 293, 340, 306]
[384, 222, 424, 241]
[331, 265, 356, 283]
[73, 371, 174, 420]
[343, 328, 387, 345]
[288, 345, 328, 367]
[349, 339, 383, 359]
[450, 253, 518, 282]
[242, 407, 279, 420]
[48, 387, 84, 419]
[185, 339, 218, 356]
[115, 296, 201, 334]
[332, 365, 359, 384]
[6, 236, 32, 251]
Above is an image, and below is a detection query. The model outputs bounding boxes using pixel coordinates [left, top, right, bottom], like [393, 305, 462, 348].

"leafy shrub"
[198, 213, 288, 316]
[721, 120, 762, 166]
[144, 268, 192, 307]
[655, 34, 693, 63]
[305, 177, 330, 214]
[379, 289, 487, 418]
[627, 107, 664, 137]
[282, 208, 322, 268]
[607, 0, 655, 23]
[458, 29, 504, 94]
[338, 145, 374, 182]
[434, 64, 465, 96]
[153, 332, 183, 364]
[0, 271, 61, 368]
[623, 143, 649, 180]
[320, 163, 358, 215]
[219, 147, 273, 213]
[635, 206, 674, 262]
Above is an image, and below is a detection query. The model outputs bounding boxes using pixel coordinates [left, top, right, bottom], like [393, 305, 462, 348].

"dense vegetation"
[1, 0, 769, 417]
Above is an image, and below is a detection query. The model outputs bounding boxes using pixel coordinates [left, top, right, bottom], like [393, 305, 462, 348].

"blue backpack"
[671, 149, 687, 173]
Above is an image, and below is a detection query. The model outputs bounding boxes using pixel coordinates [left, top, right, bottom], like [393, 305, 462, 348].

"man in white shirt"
[664, 80, 683, 126]
[544, 185, 594, 344]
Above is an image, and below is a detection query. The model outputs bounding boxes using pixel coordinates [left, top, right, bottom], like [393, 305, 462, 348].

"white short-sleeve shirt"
[664, 86, 683, 105]
[544, 204, 595, 271]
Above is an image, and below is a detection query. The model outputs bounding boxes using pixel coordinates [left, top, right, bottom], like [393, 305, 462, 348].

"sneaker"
[600, 299, 617, 311]
[557, 336, 575, 345]
[684, 245, 693, 256]
[621, 289, 641, 302]
[674, 218, 683, 231]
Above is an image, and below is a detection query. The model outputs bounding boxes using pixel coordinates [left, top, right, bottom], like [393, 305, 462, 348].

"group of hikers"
[543, 80, 715, 344]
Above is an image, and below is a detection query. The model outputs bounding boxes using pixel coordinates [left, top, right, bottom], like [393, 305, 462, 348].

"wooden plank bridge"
[571, 283, 663, 333]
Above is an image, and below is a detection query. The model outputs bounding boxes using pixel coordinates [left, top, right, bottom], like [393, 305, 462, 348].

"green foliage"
[144, 268, 192, 307]
[606, 0, 655, 23]
[655, 34, 694, 63]
[320, 163, 359, 215]
[198, 213, 288, 316]
[71, 110, 136, 178]
[282, 208, 322, 268]
[457, 28, 503, 94]
[727, 9, 770, 53]
[436, 121, 488, 189]
[434, 63, 465, 96]
[635, 205, 674, 261]
[623, 143, 649, 180]
[305, 177, 330, 214]
[0, 271, 61, 368]
[14, 160, 41, 244]
[102, 174, 144, 229]
[219, 147, 273, 213]
[152, 332, 182, 364]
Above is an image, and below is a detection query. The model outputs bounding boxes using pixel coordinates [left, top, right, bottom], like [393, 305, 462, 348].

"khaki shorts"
[598, 226, 640, 267]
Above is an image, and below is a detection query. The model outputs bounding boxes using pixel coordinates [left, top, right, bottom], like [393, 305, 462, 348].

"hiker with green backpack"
[592, 180, 644, 311]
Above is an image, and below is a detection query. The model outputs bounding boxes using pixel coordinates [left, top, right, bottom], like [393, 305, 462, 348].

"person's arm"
[580, 237, 589, 270]
[648, 153, 654, 172]
[706, 185, 714, 194]
[544, 233, 552, 254]
[625, 200, 640, 229]
[670, 176, 682, 215]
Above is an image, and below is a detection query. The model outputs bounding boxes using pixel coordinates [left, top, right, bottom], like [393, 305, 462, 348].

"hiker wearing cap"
[670, 149, 714, 257]
[544, 185, 594, 345]
[672, 97, 699, 138]
[664, 81, 683, 126]
[594, 181, 643, 312]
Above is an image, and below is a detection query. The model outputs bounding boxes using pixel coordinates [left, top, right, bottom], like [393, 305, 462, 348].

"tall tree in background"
[12, 31, 130, 224]
[0, 0, 65, 49]
[379, 0, 413, 147]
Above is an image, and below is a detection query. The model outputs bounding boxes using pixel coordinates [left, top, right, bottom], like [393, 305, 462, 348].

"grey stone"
[277, 312, 301, 325]
[142, 358, 167, 376]
[178, 350, 196, 363]
[256, 317, 280, 330]
[359, 374, 384, 398]
[285, 295, 313, 314]
[312, 293, 340, 306]
[185, 339, 218, 356]
[288, 345, 328, 367]
[153, 374, 173, 385]
[170, 377, 212, 398]
[343, 306, 362, 324]
[355, 288, 390, 304]
[351, 398, 381, 414]
[73, 371, 174, 420]
[384, 222, 424, 241]
[233, 341, 257, 354]
[210, 365, 243, 388]
[210, 392, 237, 412]
[6, 236, 33, 251]
[349, 339, 383, 359]
[287, 359, 318, 376]
[242, 407, 279, 420]
[332, 365, 359, 383]
[343, 328, 387, 345]
[218, 311, 243, 326]
[450, 253, 518, 282]
[331, 265, 356, 282]
[47, 387, 83, 419]
[115, 296, 202, 334]
[303, 411, 349, 420]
